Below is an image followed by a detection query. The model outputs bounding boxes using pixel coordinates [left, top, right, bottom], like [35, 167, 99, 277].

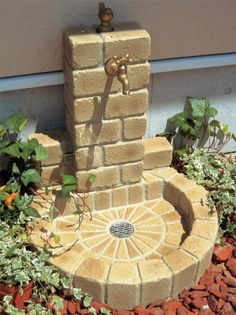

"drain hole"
[110, 220, 134, 238]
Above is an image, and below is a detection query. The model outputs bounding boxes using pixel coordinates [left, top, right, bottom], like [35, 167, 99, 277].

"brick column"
[64, 23, 151, 209]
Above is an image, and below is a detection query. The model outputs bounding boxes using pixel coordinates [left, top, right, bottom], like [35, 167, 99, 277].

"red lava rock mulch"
[57, 235, 236, 314]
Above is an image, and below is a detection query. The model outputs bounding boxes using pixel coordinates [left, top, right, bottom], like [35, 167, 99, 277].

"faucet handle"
[105, 54, 132, 76]
[116, 54, 132, 66]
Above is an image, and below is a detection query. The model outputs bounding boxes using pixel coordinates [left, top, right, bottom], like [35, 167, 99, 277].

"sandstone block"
[179, 185, 208, 217]
[101, 22, 151, 62]
[64, 60, 150, 97]
[112, 187, 128, 207]
[163, 249, 198, 298]
[28, 131, 72, 166]
[74, 146, 102, 170]
[95, 190, 111, 210]
[64, 26, 103, 69]
[150, 167, 177, 180]
[191, 220, 218, 241]
[138, 259, 172, 306]
[104, 89, 148, 119]
[64, 85, 102, 123]
[76, 166, 120, 192]
[143, 173, 162, 200]
[104, 141, 144, 165]
[107, 262, 141, 309]
[74, 258, 110, 302]
[181, 235, 214, 281]
[191, 203, 218, 222]
[66, 111, 120, 147]
[121, 162, 143, 184]
[123, 115, 147, 140]
[163, 173, 196, 207]
[143, 137, 173, 170]
[129, 183, 144, 204]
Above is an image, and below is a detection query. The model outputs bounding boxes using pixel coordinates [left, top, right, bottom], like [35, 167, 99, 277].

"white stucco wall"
[1, 66, 235, 151]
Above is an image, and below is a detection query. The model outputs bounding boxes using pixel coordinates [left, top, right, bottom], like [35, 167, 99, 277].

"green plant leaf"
[0, 140, 10, 149]
[206, 106, 218, 117]
[5, 112, 28, 132]
[61, 172, 77, 196]
[21, 169, 42, 186]
[34, 144, 48, 161]
[88, 174, 96, 183]
[190, 97, 207, 117]
[83, 295, 93, 307]
[24, 206, 41, 218]
[12, 163, 20, 174]
[0, 190, 8, 201]
[169, 112, 188, 128]
[1, 143, 20, 157]
[5, 244, 17, 257]
[220, 124, 229, 135]
[100, 307, 110, 315]
[0, 124, 6, 137]
[53, 234, 61, 243]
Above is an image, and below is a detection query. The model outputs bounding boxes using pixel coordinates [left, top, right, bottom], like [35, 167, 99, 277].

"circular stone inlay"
[109, 220, 134, 238]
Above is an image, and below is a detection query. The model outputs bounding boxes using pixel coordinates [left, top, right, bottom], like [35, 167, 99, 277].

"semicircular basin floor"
[53, 198, 186, 263]
[31, 198, 190, 308]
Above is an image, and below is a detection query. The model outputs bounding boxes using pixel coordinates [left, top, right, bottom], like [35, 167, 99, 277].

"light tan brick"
[74, 146, 102, 170]
[76, 166, 120, 192]
[143, 137, 173, 170]
[107, 262, 141, 309]
[41, 165, 61, 182]
[64, 26, 103, 69]
[28, 131, 72, 166]
[179, 186, 208, 217]
[164, 174, 196, 207]
[143, 173, 162, 200]
[123, 115, 147, 140]
[101, 22, 151, 62]
[112, 187, 128, 207]
[191, 220, 218, 241]
[104, 141, 144, 165]
[121, 162, 143, 184]
[138, 259, 172, 306]
[191, 203, 218, 221]
[163, 249, 198, 298]
[95, 190, 111, 210]
[74, 258, 110, 302]
[104, 89, 148, 119]
[149, 167, 177, 180]
[181, 235, 214, 281]
[64, 85, 102, 123]
[64, 60, 150, 97]
[129, 183, 144, 204]
[67, 113, 120, 147]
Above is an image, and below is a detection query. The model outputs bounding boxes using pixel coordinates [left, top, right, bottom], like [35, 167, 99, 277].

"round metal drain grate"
[110, 220, 134, 238]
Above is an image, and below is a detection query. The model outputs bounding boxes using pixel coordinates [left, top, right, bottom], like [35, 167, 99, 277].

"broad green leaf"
[1, 143, 20, 157]
[181, 123, 191, 133]
[169, 112, 188, 127]
[0, 124, 6, 136]
[5, 112, 28, 132]
[88, 174, 96, 183]
[21, 169, 42, 186]
[83, 295, 93, 307]
[0, 140, 10, 149]
[220, 124, 229, 135]
[0, 190, 8, 201]
[190, 98, 207, 117]
[209, 119, 220, 127]
[53, 295, 64, 310]
[206, 107, 218, 117]
[34, 143, 48, 161]
[61, 172, 77, 196]
[24, 206, 41, 218]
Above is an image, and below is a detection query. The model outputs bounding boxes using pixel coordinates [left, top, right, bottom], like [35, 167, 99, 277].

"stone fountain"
[30, 4, 218, 309]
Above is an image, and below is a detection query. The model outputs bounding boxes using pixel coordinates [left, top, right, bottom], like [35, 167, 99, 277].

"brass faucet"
[105, 54, 132, 95]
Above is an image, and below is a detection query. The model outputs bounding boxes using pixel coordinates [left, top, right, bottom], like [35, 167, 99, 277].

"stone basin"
[30, 167, 218, 309]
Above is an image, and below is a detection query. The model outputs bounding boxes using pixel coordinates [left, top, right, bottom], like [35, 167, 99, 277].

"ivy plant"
[158, 97, 236, 154]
